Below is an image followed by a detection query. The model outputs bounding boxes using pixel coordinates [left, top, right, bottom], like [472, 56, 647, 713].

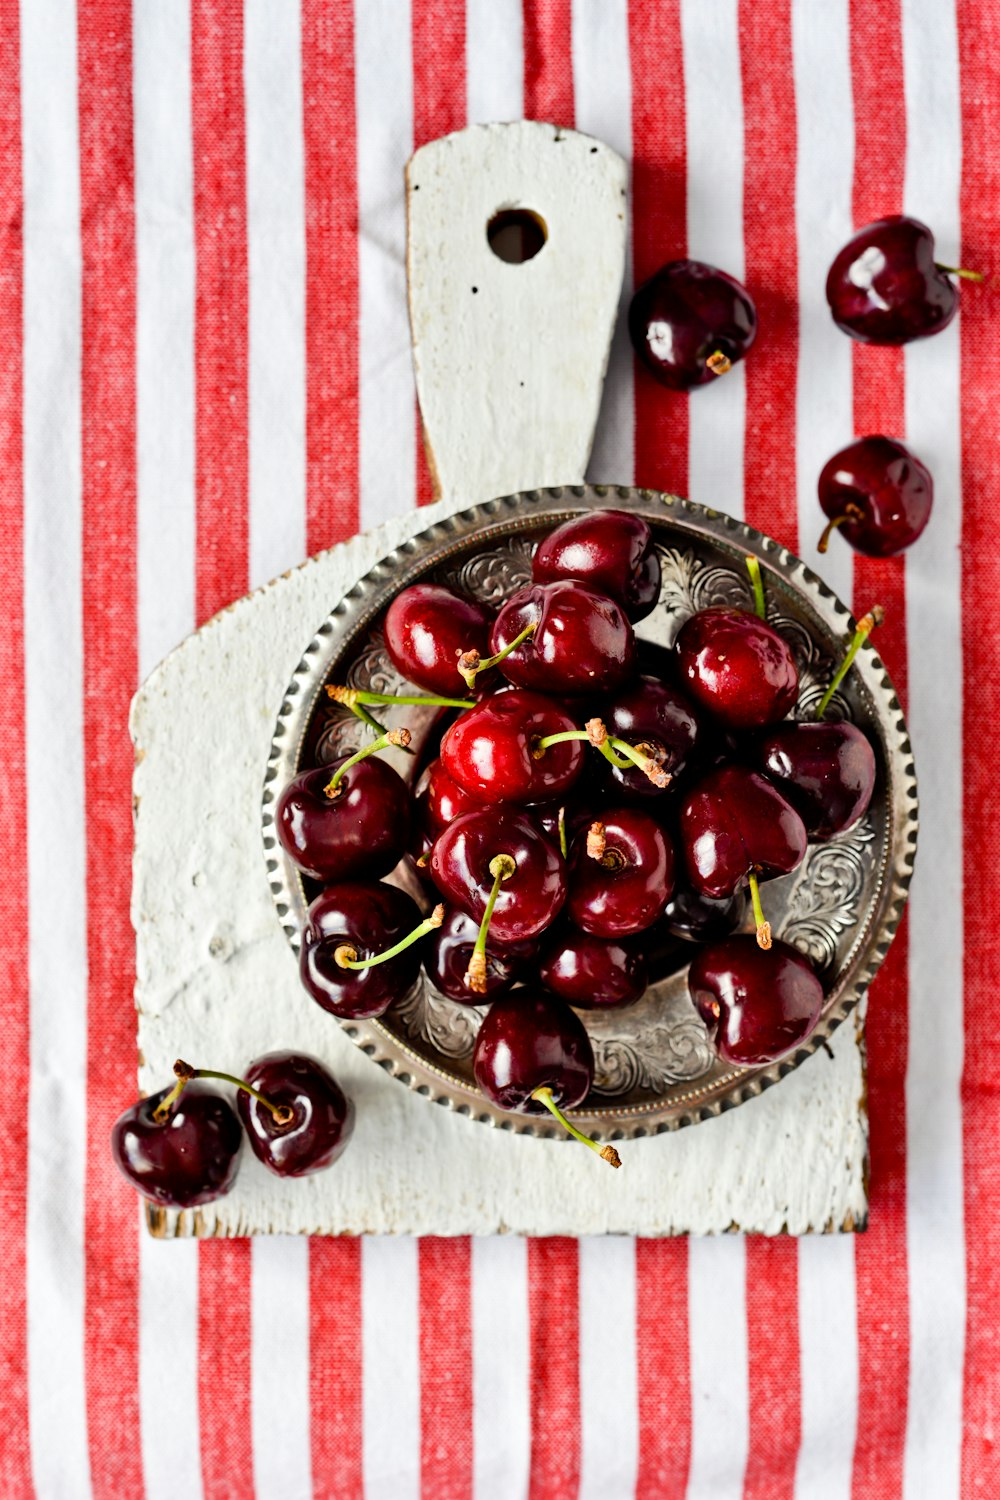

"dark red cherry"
[473, 990, 593, 1114]
[817, 436, 933, 558]
[825, 215, 968, 345]
[488, 580, 636, 695]
[111, 1082, 242, 1208]
[237, 1052, 355, 1177]
[689, 936, 824, 1065]
[661, 884, 748, 944]
[753, 720, 877, 840]
[440, 689, 584, 804]
[423, 907, 536, 1004]
[568, 808, 675, 938]
[276, 758, 411, 883]
[629, 259, 757, 390]
[384, 583, 494, 696]
[602, 675, 703, 796]
[532, 509, 661, 622]
[679, 766, 807, 899]
[414, 756, 483, 836]
[299, 881, 429, 1019]
[430, 809, 566, 944]
[540, 928, 647, 1009]
[675, 607, 799, 729]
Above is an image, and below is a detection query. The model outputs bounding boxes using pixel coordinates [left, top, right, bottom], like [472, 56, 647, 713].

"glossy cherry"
[237, 1052, 355, 1177]
[539, 928, 647, 1009]
[384, 583, 494, 696]
[754, 720, 877, 840]
[689, 936, 824, 1065]
[568, 808, 675, 938]
[111, 1080, 242, 1208]
[423, 907, 536, 1004]
[299, 881, 435, 1019]
[532, 509, 661, 622]
[661, 884, 748, 944]
[485, 580, 636, 695]
[675, 607, 799, 729]
[602, 675, 702, 796]
[276, 755, 411, 883]
[817, 436, 933, 558]
[414, 756, 483, 835]
[629, 259, 757, 390]
[825, 215, 975, 345]
[430, 808, 566, 945]
[440, 689, 584, 804]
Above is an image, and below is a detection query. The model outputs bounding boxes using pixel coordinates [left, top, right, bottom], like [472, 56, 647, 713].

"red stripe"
[302, 3, 360, 554]
[192, 0, 249, 622]
[958, 2, 1000, 1486]
[743, 1239, 800, 1500]
[523, 0, 574, 126]
[635, 1239, 691, 1499]
[199, 1239, 254, 1499]
[0, 6, 30, 1495]
[527, 1238, 580, 1500]
[77, 3, 142, 1495]
[629, 0, 688, 495]
[310, 1239, 363, 1500]
[419, 1238, 473, 1500]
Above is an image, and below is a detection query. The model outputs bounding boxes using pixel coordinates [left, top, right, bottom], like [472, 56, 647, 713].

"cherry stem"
[557, 806, 568, 860]
[747, 870, 772, 950]
[154, 1059, 295, 1126]
[335, 904, 445, 971]
[816, 604, 885, 720]
[531, 1086, 622, 1168]
[458, 621, 537, 689]
[327, 684, 471, 711]
[348, 699, 415, 754]
[706, 349, 732, 376]
[936, 262, 985, 282]
[816, 503, 863, 556]
[533, 721, 670, 788]
[324, 727, 412, 798]
[745, 556, 766, 621]
[465, 854, 516, 993]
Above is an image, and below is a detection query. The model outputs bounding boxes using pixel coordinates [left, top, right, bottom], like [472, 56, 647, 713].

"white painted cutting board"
[131, 122, 867, 1237]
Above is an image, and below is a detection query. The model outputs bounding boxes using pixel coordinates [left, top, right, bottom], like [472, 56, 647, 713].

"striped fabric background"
[0, 0, 994, 1495]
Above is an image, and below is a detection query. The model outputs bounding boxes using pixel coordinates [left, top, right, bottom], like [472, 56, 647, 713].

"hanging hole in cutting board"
[486, 207, 547, 263]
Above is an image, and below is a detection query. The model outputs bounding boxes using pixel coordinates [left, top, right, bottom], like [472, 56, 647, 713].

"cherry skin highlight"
[489, 580, 636, 695]
[384, 583, 494, 696]
[237, 1052, 355, 1177]
[440, 688, 584, 804]
[825, 215, 963, 345]
[674, 606, 799, 729]
[679, 765, 807, 899]
[753, 720, 877, 840]
[276, 758, 411, 882]
[532, 509, 661, 622]
[817, 436, 933, 558]
[629, 259, 757, 390]
[299, 881, 427, 1019]
[689, 935, 824, 1065]
[111, 1082, 243, 1208]
[539, 928, 647, 1009]
[430, 808, 566, 944]
[568, 808, 675, 938]
[473, 990, 594, 1114]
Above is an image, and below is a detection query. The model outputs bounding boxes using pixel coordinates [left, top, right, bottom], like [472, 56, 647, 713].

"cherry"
[277, 732, 412, 883]
[817, 436, 933, 558]
[300, 882, 442, 1019]
[477, 580, 636, 695]
[423, 907, 536, 1004]
[237, 1052, 355, 1177]
[414, 756, 483, 836]
[568, 809, 675, 938]
[532, 509, 662, 622]
[429, 808, 566, 954]
[674, 606, 799, 729]
[689, 936, 824, 1065]
[754, 720, 876, 840]
[472, 990, 621, 1166]
[601, 675, 703, 796]
[539, 927, 647, 1009]
[825, 215, 981, 345]
[679, 766, 807, 947]
[384, 583, 494, 696]
[439, 689, 584, 804]
[661, 884, 748, 944]
[111, 1067, 244, 1208]
[629, 258, 757, 390]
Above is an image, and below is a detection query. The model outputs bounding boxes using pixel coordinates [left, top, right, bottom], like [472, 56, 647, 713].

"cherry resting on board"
[237, 1052, 355, 1177]
[688, 936, 824, 1065]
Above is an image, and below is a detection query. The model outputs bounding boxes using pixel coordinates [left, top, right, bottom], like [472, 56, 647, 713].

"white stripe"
[245, 0, 307, 589]
[572, 0, 635, 488]
[795, 1234, 859, 1500]
[362, 1236, 420, 1499]
[681, 0, 746, 521]
[901, 1, 965, 1494]
[472, 1236, 530, 1500]
[578, 1237, 638, 1500]
[139, 1236, 203, 1500]
[354, 0, 415, 532]
[252, 1237, 313, 1500]
[134, 0, 196, 682]
[792, 0, 855, 601]
[467, 0, 524, 124]
[21, 0, 92, 1493]
[686, 1236, 749, 1500]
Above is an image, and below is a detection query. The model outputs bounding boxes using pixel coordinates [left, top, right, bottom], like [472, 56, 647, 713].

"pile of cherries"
[630, 214, 982, 558]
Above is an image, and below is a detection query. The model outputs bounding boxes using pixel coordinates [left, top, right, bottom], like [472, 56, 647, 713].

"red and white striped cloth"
[0, 0, 994, 1495]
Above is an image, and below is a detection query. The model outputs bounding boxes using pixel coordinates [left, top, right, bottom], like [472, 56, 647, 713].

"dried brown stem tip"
[173, 1059, 195, 1081]
[429, 903, 445, 928]
[635, 754, 671, 789]
[464, 951, 488, 994]
[706, 350, 732, 376]
[859, 604, 885, 635]
[273, 1105, 295, 1127]
[325, 684, 358, 707]
[457, 649, 481, 687]
[755, 920, 773, 951]
[585, 717, 608, 748]
[600, 1145, 623, 1168]
[334, 943, 359, 969]
[386, 727, 412, 748]
[586, 821, 607, 861]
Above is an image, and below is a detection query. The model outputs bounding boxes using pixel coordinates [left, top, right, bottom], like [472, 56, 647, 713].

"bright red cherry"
[602, 675, 703, 796]
[661, 884, 748, 944]
[674, 607, 799, 729]
[299, 881, 439, 1019]
[825, 215, 978, 345]
[277, 754, 411, 883]
[539, 927, 647, 1009]
[484, 580, 636, 695]
[384, 583, 494, 696]
[754, 720, 877, 840]
[423, 907, 536, 1004]
[237, 1052, 355, 1177]
[817, 436, 933, 558]
[568, 809, 675, 938]
[414, 756, 483, 836]
[629, 259, 757, 390]
[689, 936, 824, 1065]
[440, 689, 584, 805]
[111, 1080, 242, 1208]
[532, 509, 662, 622]
[429, 809, 566, 947]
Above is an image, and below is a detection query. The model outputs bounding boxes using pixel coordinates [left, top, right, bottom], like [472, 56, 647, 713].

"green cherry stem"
[532, 719, 671, 788]
[557, 806, 568, 860]
[153, 1059, 294, 1126]
[346, 699, 414, 753]
[746, 556, 767, 621]
[747, 870, 772, 950]
[327, 684, 471, 711]
[816, 503, 864, 555]
[334, 903, 445, 971]
[464, 854, 516, 993]
[936, 262, 985, 282]
[531, 1086, 622, 1168]
[458, 621, 537, 690]
[323, 727, 412, 798]
[815, 604, 885, 720]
